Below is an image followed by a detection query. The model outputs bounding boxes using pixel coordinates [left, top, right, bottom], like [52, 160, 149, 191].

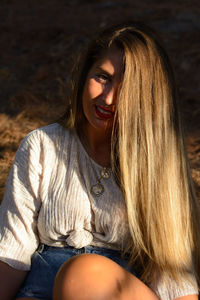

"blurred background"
[0, 0, 200, 201]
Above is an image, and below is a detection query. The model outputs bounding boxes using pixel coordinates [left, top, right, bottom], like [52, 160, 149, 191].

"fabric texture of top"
[0, 123, 198, 299]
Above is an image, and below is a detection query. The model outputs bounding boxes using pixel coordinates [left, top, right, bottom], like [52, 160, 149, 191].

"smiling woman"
[0, 21, 199, 300]
[82, 47, 122, 129]
[80, 46, 123, 166]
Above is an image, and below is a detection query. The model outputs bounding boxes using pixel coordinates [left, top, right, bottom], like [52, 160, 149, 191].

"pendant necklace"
[90, 166, 111, 197]
[76, 128, 111, 197]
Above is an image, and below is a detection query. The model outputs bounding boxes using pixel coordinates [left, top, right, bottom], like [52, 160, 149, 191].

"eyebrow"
[95, 66, 113, 77]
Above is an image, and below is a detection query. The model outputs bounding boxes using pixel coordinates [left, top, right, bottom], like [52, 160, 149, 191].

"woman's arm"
[0, 130, 44, 299]
[0, 260, 28, 300]
[0, 130, 43, 274]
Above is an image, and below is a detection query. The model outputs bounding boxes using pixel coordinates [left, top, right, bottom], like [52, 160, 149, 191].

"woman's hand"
[0, 260, 27, 300]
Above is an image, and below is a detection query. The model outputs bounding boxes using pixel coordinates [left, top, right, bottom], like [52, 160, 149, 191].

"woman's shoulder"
[12, 123, 75, 169]
[26, 122, 68, 138]
[22, 123, 73, 145]
[15, 123, 74, 159]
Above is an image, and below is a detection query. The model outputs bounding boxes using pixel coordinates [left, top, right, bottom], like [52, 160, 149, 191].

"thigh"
[122, 270, 159, 300]
[53, 253, 159, 300]
[84, 246, 139, 277]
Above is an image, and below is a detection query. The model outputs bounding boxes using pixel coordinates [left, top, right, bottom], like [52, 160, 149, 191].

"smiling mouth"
[95, 105, 114, 119]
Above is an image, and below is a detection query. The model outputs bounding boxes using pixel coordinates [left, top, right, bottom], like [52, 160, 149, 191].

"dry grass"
[0, 111, 42, 200]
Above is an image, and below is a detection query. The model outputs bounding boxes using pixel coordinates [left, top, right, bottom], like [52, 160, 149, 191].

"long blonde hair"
[59, 22, 200, 287]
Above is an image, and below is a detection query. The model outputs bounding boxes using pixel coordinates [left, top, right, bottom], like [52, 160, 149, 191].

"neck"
[77, 123, 112, 167]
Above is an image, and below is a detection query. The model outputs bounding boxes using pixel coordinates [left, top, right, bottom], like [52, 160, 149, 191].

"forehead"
[92, 47, 124, 76]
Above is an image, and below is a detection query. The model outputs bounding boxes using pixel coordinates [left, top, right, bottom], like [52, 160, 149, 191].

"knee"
[52, 253, 130, 300]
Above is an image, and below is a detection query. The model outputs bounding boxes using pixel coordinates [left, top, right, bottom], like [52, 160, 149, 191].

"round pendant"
[91, 183, 104, 196]
[101, 168, 110, 179]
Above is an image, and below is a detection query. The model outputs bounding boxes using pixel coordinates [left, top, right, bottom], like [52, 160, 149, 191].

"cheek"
[85, 79, 102, 100]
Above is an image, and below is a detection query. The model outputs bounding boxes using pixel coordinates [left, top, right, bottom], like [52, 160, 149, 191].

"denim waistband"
[36, 243, 124, 256]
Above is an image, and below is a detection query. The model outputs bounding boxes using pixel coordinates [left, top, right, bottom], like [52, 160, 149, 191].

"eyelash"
[96, 73, 110, 83]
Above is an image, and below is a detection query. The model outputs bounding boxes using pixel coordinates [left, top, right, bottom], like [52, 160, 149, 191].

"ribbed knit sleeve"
[149, 272, 198, 300]
[0, 130, 42, 270]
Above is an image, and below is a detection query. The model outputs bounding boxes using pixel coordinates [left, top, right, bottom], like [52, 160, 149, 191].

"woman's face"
[82, 47, 123, 138]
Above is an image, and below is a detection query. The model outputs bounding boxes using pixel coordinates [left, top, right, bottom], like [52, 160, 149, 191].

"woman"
[0, 22, 199, 300]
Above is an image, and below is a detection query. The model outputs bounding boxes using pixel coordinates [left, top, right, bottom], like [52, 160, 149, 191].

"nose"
[103, 85, 117, 106]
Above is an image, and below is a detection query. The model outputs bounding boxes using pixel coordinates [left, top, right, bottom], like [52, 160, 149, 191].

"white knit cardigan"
[0, 123, 198, 299]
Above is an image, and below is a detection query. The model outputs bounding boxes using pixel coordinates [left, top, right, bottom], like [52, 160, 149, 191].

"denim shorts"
[16, 244, 137, 300]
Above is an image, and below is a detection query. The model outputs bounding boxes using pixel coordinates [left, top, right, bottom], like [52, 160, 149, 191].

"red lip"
[95, 105, 114, 119]
[97, 105, 114, 113]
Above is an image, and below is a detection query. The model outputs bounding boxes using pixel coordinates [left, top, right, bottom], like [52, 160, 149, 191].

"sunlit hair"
[59, 22, 200, 287]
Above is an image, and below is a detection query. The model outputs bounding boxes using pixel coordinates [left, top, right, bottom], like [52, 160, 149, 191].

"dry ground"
[0, 0, 200, 200]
